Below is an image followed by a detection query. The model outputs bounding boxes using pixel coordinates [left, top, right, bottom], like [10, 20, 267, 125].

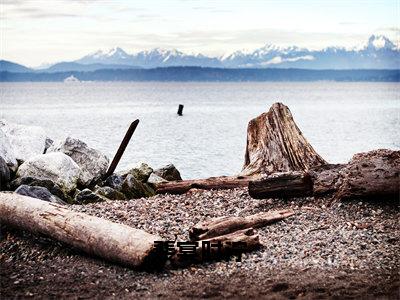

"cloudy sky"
[1, 0, 399, 67]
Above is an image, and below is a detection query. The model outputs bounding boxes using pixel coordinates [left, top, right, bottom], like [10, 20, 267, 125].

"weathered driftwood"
[248, 149, 399, 201]
[155, 175, 255, 195]
[189, 209, 294, 240]
[309, 164, 346, 196]
[171, 228, 260, 266]
[0, 193, 165, 269]
[334, 149, 399, 200]
[240, 102, 327, 176]
[248, 171, 313, 199]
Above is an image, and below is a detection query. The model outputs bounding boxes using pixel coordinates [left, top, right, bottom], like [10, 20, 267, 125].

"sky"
[1, 0, 399, 67]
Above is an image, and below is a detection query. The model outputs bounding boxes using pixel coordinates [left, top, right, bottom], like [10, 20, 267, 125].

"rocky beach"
[1, 103, 399, 299]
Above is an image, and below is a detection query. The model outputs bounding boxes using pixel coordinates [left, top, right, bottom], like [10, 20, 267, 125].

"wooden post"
[104, 120, 139, 178]
[177, 104, 184, 116]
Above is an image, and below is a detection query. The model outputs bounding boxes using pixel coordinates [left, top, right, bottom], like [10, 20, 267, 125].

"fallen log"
[155, 175, 255, 195]
[0, 192, 165, 269]
[248, 171, 313, 199]
[189, 209, 295, 240]
[240, 102, 327, 176]
[248, 149, 399, 201]
[334, 149, 399, 200]
[171, 228, 260, 266]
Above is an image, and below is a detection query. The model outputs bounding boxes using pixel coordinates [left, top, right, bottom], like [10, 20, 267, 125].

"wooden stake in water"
[104, 119, 139, 178]
[177, 104, 184, 116]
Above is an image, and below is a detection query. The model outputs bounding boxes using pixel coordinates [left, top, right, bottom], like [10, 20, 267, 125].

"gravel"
[1, 188, 399, 299]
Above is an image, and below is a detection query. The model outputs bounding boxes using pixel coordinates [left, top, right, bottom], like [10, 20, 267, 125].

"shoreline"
[1, 188, 399, 298]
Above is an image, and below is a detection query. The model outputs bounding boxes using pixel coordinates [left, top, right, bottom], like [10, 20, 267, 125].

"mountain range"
[1, 35, 399, 74]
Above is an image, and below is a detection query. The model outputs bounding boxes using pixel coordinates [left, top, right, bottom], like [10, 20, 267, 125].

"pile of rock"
[0, 120, 182, 205]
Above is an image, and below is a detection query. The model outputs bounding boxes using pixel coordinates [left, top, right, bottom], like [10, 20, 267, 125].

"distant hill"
[42, 62, 141, 73]
[1, 67, 398, 82]
[0, 60, 32, 73]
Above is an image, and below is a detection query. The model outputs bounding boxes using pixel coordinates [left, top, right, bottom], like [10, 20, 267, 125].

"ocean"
[1, 82, 399, 179]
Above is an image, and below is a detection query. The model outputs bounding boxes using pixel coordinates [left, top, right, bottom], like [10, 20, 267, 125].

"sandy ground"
[1, 188, 399, 299]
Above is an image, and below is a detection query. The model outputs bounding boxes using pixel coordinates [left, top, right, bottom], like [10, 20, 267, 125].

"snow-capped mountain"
[221, 35, 399, 69]
[76, 47, 132, 65]
[75, 47, 222, 68]
[41, 35, 399, 70]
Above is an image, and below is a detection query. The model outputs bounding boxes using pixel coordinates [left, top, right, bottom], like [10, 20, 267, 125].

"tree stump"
[240, 103, 327, 176]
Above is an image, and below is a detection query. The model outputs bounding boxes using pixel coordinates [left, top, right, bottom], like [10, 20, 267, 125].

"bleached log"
[155, 175, 255, 195]
[334, 149, 399, 200]
[189, 209, 294, 240]
[0, 193, 165, 269]
[171, 228, 261, 266]
[248, 171, 312, 199]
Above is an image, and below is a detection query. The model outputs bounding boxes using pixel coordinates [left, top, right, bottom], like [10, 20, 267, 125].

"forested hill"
[1, 67, 399, 82]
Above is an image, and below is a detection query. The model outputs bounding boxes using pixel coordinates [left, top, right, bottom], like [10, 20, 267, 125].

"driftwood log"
[249, 149, 399, 200]
[155, 175, 254, 195]
[240, 102, 327, 176]
[171, 228, 260, 266]
[189, 209, 295, 240]
[248, 172, 313, 199]
[0, 193, 165, 269]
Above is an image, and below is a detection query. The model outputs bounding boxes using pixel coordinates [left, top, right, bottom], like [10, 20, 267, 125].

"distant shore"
[1, 67, 399, 82]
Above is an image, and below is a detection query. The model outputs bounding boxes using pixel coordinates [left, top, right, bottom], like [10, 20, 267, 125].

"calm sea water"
[1, 82, 399, 179]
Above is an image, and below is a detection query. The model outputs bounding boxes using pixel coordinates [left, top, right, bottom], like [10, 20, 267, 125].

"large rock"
[104, 174, 124, 190]
[48, 137, 109, 186]
[240, 103, 327, 176]
[121, 174, 155, 199]
[15, 185, 66, 205]
[147, 173, 168, 185]
[75, 188, 105, 204]
[0, 129, 18, 172]
[10, 176, 72, 203]
[0, 120, 47, 163]
[16, 152, 80, 193]
[0, 156, 11, 190]
[118, 162, 153, 182]
[95, 186, 126, 200]
[154, 164, 182, 181]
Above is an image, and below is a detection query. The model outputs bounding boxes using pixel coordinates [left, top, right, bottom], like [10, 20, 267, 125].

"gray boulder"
[147, 173, 167, 185]
[0, 129, 18, 172]
[104, 174, 124, 190]
[48, 137, 109, 186]
[10, 176, 72, 203]
[15, 185, 66, 205]
[118, 162, 153, 182]
[154, 164, 182, 181]
[17, 152, 80, 193]
[75, 188, 105, 204]
[0, 120, 47, 163]
[0, 156, 11, 190]
[95, 186, 126, 200]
